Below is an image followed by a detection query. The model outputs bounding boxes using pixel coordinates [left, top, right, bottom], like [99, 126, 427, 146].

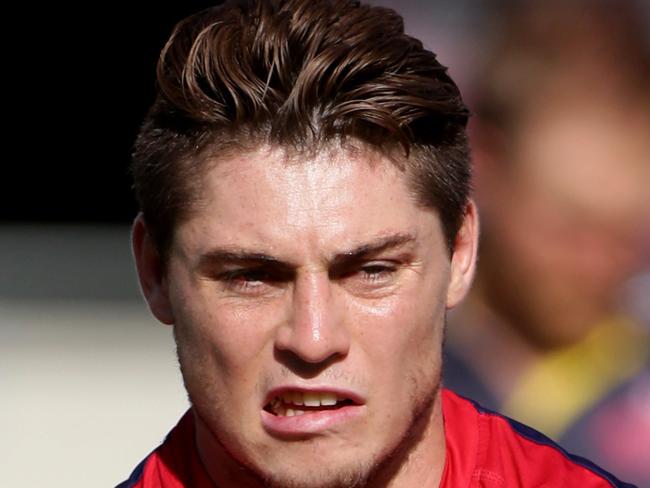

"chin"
[251, 386, 441, 488]
[234, 430, 381, 488]
[257, 458, 374, 488]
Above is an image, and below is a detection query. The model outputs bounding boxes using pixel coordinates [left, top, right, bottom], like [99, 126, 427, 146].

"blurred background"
[2, 1, 649, 486]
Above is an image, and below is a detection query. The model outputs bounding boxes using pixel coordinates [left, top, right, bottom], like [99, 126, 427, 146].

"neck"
[370, 388, 446, 488]
[193, 412, 264, 487]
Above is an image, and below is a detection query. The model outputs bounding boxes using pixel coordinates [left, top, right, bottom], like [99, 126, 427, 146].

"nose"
[274, 271, 350, 365]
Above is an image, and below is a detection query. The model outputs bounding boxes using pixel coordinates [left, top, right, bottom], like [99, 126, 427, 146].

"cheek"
[347, 293, 443, 439]
[171, 283, 278, 383]
[348, 289, 444, 370]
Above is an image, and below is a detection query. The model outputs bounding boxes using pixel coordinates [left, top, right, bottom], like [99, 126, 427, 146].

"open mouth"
[264, 391, 356, 417]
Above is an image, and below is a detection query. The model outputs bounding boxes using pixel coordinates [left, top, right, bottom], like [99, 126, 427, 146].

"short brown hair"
[132, 0, 470, 258]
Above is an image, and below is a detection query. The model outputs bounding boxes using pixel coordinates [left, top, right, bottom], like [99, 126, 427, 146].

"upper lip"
[262, 385, 366, 409]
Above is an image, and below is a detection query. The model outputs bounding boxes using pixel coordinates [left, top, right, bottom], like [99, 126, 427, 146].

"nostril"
[273, 347, 347, 376]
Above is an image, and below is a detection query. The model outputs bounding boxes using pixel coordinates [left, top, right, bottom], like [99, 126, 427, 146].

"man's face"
[144, 145, 474, 487]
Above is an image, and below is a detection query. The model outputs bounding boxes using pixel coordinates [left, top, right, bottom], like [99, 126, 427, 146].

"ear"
[446, 200, 479, 309]
[131, 214, 175, 325]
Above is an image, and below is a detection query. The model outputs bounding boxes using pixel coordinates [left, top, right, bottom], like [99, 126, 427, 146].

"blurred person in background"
[443, 0, 650, 485]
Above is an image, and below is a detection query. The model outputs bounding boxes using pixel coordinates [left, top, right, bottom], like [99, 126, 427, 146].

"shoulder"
[116, 449, 167, 488]
[115, 410, 208, 488]
[441, 389, 637, 487]
[116, 454, 152, 488]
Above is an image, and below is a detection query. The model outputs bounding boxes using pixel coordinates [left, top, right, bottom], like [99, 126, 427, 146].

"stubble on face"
[178, 329, 444, 488]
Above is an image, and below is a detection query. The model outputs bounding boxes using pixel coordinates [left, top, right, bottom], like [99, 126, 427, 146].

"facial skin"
[133, 144, 478, 487]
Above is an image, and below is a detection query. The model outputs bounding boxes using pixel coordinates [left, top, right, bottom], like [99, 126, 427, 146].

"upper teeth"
[277, 391, 340, 407]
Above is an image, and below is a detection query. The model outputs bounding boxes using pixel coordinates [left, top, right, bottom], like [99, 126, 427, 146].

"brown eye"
[360, 263, 395, 280]
[334, 260, 401, 298]
[220, 268, 272, 291]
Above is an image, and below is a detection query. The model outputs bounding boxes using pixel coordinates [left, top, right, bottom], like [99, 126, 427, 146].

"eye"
[334, 260, 400, 297]
[359, 262, 396, 281]
[219, 268, 274, 292]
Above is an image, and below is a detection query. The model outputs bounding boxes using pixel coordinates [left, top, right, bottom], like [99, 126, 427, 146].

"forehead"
[174, 144, 443, 257]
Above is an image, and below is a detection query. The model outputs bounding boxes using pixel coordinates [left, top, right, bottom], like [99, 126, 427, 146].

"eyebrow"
[197, 250, 284, 271]
[331, 233, 416, 265]
[330, 233, 415, 270]
[197, 232, 416, 272]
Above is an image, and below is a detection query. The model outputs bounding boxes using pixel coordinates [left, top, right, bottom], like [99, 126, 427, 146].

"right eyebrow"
[196, 249, 294, 274]
[200, 250, 281, 265]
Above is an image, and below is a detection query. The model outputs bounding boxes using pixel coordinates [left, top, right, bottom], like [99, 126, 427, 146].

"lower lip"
[261, 405, 364, 438]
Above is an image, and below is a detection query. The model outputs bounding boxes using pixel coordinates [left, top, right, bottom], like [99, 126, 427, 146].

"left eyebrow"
[329, 233, 416, 271]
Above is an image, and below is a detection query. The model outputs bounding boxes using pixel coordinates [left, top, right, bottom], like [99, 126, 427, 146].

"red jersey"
[117, 389, 635, 487]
